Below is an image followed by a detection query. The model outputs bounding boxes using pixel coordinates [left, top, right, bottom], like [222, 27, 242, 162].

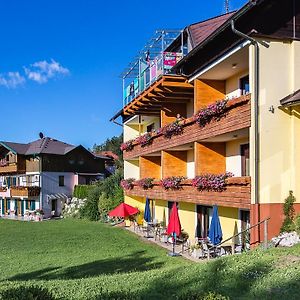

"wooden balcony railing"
[124, 94, 251, 159]
[125, 176, 251, 209]
[0, 164, 19, 173]
[10, 186, 41, 197]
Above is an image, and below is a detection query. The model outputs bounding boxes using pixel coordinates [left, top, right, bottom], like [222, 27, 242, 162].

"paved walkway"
[125, 225, 204, 262]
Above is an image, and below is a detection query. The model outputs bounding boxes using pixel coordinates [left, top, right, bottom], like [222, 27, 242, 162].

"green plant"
[280, 190, 296, 233]
[0, 285, 55, 300]
[79, 186, 100, 221]
[294, 214, 300, 235]
[73, 185, 95, 199]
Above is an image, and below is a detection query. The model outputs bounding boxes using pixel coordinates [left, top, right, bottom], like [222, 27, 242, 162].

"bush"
[73, 185, 95, 199]
[79, 170, 124, 222]
[79, 186, 101, 221]
[0, 285, 55, 300]
[294, 214, 300, 235]
[280, 191, 296, 233]
[177, 291, 229, 300]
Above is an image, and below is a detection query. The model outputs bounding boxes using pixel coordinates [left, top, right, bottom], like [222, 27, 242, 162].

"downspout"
[231, 20, 269, 241]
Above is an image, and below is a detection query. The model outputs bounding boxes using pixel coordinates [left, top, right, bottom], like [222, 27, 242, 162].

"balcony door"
[168, 201, 178, 222]
[241, 144, 250, 176]
[196, 205, 213, 239]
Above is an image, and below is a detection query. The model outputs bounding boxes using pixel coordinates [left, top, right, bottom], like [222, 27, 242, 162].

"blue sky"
[0, 0, 247, 148]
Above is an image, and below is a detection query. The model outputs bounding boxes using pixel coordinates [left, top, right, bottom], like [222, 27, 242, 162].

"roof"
[0, 137, 77, 155]
[280, 89, 300, 106]
[96, 151, 119, 160]
[188, 12, 235, 48]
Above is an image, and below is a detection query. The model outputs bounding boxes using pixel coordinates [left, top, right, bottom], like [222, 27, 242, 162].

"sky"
[0, 0, 247, 149]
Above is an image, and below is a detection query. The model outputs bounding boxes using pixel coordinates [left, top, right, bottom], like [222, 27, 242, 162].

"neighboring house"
[0, 137, 105, 218]
[111, 0, 300, 247]
[94, 151, 119, 175]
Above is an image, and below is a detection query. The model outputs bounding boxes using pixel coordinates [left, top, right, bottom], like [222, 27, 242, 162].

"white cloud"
[24, 59, 70, 84]
[0, 72, 26, 88]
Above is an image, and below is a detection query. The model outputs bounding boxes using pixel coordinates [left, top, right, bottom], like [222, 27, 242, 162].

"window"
[59, 176, 65, 187]
[196, 205, 213, 239]
[240, 75, 249, 95]
[168, 201, 178, 221]
[146, 123, 155, 133]
[241, 144, 250, 176]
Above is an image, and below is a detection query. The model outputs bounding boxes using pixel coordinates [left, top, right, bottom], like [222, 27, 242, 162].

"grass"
[0, 219, 300, 299]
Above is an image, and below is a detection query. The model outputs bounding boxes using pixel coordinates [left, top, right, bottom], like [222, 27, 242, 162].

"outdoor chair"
[201, 241, 217, 259]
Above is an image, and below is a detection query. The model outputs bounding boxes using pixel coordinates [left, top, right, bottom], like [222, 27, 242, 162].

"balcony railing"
[0, 163, 18, 173]
[123, 94, 251, 159]
[123, 52, 183, 106]
[10, 186, 41, 197]
[124, 176, 251, 209]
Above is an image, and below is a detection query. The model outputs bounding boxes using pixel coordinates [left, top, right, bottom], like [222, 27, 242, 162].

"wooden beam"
[162, 81, 194, 88]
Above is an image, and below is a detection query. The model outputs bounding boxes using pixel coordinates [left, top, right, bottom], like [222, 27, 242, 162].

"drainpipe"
[231, 20, 269, 238]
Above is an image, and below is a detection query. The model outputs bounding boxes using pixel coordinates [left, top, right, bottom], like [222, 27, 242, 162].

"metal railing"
[209, 217, 271, 255]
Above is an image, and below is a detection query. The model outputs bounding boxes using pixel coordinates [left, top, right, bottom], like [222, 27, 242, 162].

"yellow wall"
[124, 124, 140, 142]
[154, 199, 167, 224]
[178, 202, 196, 241]
[249, 39, 300, 204]
[218, 207, 239, 242]
[124, 159, 139, 180]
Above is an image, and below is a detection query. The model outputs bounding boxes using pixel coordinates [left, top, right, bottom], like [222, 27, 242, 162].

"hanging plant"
[136, 177, 154, 189]
[120, 140, 134, 152]
[192, 172, 234, 192]
[135, 132, 153, 147]
[162, 121, 183, 139]
[120, 178, 135, 190]
[160, 176, 186, 190]
[194, 99, 228, 127]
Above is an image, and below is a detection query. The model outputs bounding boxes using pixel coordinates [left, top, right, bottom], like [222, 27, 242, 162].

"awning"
[47, 193, 69, 201]
[280, 89, 300, 107]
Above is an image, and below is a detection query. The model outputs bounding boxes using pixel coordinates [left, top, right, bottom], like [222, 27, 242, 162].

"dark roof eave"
[280, 89, 300, 106]
[173, 0, 260, 74]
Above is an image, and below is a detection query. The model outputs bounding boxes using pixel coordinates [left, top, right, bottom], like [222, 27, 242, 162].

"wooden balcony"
[125, 177, 251, 209]
[124, 94, 251, 159]
[0, 164, 18, 174]
[10, 186, 41, 198]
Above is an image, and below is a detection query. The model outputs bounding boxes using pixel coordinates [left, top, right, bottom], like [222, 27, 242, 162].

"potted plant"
[190, 243, 203, 259]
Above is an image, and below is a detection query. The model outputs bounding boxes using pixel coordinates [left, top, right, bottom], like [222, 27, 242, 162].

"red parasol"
[108, 202, 139, 218]
[167, 202, 181, 236]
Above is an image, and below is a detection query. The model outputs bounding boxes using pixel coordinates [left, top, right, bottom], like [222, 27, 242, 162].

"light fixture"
[232, 63, 238, 69]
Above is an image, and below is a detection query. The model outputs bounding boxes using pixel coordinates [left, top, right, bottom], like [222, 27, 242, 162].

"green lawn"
[0, 219, 300, 299]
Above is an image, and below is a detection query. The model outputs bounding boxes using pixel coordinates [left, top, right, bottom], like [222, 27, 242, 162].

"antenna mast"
[225, 0, 230, 13]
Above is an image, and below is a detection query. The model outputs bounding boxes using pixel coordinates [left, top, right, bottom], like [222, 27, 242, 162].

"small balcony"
[124, 176, 251, 209]
[121, 30, 188, 108]
[123, 94, 251, 159]
[0, 163, 18, 174]
[10, 186, 41, 198]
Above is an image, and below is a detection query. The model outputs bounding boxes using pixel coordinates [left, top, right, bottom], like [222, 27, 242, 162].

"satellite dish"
[39, 132, 44, 139]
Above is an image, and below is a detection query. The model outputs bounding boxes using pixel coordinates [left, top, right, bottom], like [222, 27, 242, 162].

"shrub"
[136, 177, 154, 189]
[79, 185, 101, 221]
[192, 172, 234, 192]
[280, 190, 296, 233]
[177, 291, 229, 300]
[0, 285, 56, 300]
[73, 185, 94, 199]
[294, 214, 300, 235]
[160, 176, 186, 190]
